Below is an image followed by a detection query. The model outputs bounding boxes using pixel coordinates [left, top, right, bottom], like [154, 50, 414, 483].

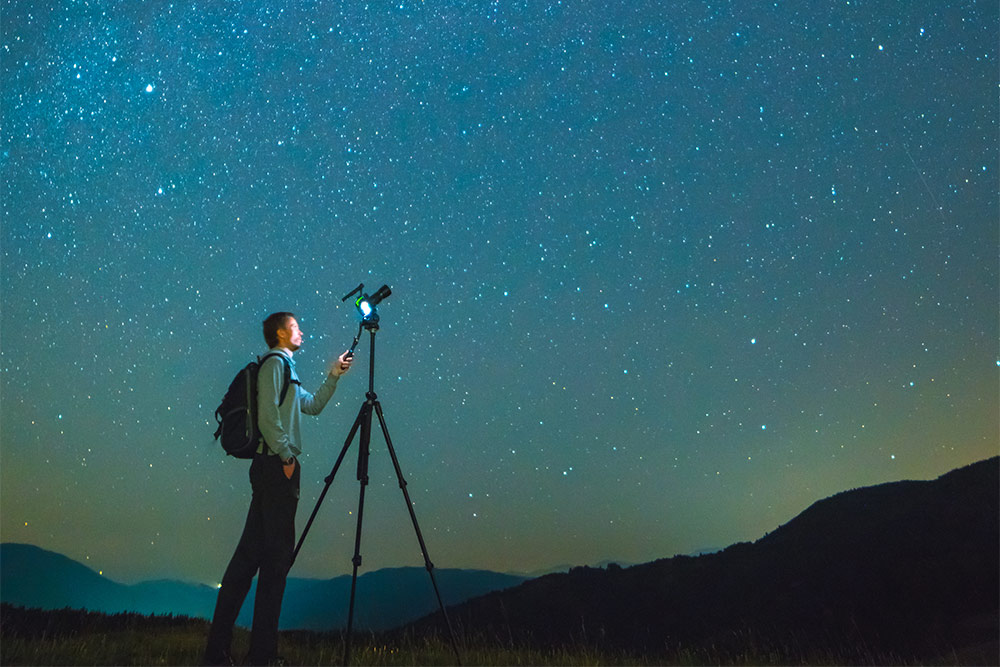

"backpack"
[213, 352, 293, 459]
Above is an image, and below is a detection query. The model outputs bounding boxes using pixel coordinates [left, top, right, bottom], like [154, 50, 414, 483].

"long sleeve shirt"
[256, 348, 340, 460]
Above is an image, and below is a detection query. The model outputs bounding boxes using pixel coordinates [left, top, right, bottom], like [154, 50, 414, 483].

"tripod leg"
[373, 400, 463, 665]
[344, 401, 373, 666]
[291, 401, 364, 566]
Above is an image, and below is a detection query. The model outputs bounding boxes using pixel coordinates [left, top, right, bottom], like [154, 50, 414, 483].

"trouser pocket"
[250, 454, 300, 499]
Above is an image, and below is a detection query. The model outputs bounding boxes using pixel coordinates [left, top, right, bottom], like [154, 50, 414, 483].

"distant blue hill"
[0, 543, 526, 631]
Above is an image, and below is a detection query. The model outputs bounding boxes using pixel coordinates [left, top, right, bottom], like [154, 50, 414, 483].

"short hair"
[262, 312, 295, 348]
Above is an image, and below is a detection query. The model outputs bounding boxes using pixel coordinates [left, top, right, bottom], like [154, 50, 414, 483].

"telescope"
[342, 283, 391, 325]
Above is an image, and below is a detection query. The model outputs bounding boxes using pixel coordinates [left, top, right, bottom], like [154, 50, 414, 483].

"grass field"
[1, 605, 995, 666]
[0, 624, 657, 667]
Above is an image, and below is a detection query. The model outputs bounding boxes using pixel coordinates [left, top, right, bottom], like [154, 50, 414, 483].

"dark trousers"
[205, 454, 300, 665]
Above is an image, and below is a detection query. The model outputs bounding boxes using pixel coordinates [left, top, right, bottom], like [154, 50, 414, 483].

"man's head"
[262, 312, 303, 351]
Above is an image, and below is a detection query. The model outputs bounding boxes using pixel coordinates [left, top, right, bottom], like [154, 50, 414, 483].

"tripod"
[291, 322, 461, 666]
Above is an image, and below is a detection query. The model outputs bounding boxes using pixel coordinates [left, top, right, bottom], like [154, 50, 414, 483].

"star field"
[1, 0, 997, 585]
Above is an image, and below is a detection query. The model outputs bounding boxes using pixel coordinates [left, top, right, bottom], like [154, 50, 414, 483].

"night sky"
[2, 0, 997, 587]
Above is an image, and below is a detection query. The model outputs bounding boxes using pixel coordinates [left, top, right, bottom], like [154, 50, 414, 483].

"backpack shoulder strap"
[258, 352, 294, 405]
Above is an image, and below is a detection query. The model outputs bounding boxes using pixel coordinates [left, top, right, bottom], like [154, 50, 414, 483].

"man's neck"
[273, 346, 295, 357]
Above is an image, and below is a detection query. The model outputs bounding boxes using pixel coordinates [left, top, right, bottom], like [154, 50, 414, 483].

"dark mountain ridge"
[411, 457, 999, 662]
[0, 543, 525, 631]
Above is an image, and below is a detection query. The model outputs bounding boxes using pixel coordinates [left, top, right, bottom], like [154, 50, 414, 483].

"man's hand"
[331, 350, 353, 377]
[282, 457, 296, 480]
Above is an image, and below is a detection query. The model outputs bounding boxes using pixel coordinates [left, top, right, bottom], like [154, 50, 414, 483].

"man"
[204, 312, 352, 666]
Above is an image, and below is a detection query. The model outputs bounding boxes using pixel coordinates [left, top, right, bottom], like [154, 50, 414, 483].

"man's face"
[279, 317, 304, 351]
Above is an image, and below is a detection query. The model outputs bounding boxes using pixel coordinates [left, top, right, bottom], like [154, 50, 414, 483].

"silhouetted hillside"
[0, 544, 218, 619]
[0, 603, 205, 640]
[411, 457, 999, 663]
[0, 544, 525, 631]
[257, 567, 526, 630]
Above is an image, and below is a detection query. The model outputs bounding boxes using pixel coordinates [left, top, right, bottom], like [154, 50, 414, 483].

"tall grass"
[2, 628, 651, 666]
[2, 624, 208, 665]
[3, 629, 976, 666]
[2, 607, 993, 666]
